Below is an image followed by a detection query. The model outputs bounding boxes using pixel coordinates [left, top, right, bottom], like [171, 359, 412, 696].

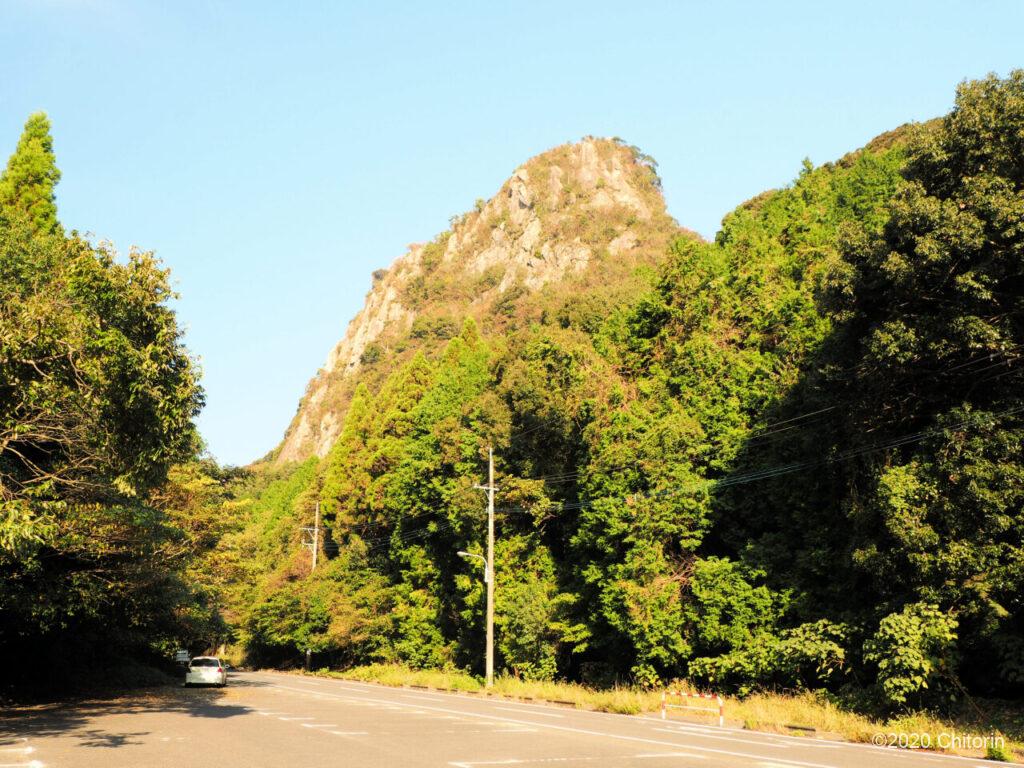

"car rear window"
[190, 658, 219, 667]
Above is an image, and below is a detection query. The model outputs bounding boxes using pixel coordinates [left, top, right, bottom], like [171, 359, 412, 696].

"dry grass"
[303, 664, 1023, 762]
[490, 677, 658, 715]
[324, 663, 482, 692]
[731, 691, 878, 740]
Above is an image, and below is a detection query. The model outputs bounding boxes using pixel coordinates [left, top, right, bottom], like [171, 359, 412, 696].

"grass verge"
[304, 664, 1023, 763]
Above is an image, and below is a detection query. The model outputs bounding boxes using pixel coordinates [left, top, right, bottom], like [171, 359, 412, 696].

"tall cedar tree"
[0, 112, 61, 236]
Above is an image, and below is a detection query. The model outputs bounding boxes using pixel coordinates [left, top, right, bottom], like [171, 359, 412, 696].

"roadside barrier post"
[661, 689, 724, 727]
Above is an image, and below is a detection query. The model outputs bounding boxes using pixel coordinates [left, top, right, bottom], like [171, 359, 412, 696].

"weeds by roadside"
[300, 664, 1022, 763]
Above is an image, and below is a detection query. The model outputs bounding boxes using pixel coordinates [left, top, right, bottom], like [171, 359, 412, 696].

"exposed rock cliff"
[275, 137, 682, 463]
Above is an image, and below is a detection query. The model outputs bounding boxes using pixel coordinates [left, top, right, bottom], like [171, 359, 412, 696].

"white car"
[184, 656, 227, 687]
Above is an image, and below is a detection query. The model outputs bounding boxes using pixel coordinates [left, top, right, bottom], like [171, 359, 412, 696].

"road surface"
[0, 670, 998, 767]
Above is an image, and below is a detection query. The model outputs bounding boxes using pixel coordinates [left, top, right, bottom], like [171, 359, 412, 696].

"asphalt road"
[0, 671, 998, 768]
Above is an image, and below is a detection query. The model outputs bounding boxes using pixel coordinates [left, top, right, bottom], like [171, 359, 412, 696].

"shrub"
[410, 315, 459, 340]
[360, 344, 383, 365]
[863, 603, 959, 708]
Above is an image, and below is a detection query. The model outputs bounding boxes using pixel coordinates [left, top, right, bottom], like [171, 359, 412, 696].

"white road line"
[0, 747, 33, 754]
[492, 728, 540, 733]
[328, 731, 369, 737]
[278, 716, 315, 721]
[652, 727, 789, 749]
[451, 759, 605, 766]
[286, 676, 799, 739]
[261, 675, 991, 768]
[635, 754, 707, 760]
[495, 706, 564, 718]
[660, 723, 837, 750]
[777, 743, 839, 751]
[300, 723, 338, 728]
[266, 682, 836, 768]
[440, 729, 518, 734]
[639, 715, 993, 764]
[400, 693, 449, 701]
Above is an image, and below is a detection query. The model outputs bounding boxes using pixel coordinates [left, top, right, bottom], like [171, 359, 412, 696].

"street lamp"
[457, 551, 490, 582]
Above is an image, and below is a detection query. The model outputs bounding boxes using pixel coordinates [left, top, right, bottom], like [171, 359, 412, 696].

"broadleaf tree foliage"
[0, 113, 214, 693]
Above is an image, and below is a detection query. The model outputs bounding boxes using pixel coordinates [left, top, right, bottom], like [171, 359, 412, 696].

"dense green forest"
[0, 113, 222, 693]
[1, 72, 1021, 714]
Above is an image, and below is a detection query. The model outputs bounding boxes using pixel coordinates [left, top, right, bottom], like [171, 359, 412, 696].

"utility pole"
[471, 447, 496, 688]
[301, 501, 320, 573]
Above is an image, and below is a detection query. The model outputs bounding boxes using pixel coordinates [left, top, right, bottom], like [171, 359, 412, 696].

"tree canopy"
[0, 114, 212, 694]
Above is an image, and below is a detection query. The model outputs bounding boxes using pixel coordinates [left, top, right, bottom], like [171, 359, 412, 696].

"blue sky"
[1, 1, 1021, 465]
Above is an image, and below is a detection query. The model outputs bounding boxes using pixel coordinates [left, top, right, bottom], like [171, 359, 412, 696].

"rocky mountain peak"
[275, 137, 677, 464]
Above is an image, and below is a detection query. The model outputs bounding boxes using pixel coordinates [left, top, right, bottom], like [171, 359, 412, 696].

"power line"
[515, 349, 1023, 487]
[339, 360, 1022, 542]
[929, 342, 1023, 375]
[327, 347, 1022, 547]
[505, 413, 575, 443]
[497, 404, 1024, 517]
[520, 407, 839, 487]
[333, 404, 1023, 558]
[359, 518, 457, 553]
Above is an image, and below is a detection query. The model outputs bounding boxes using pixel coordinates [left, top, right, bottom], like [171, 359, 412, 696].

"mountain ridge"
[275, 136, 685, 464]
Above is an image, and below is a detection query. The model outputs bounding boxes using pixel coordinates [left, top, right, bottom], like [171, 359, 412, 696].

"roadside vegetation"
[306, 664, 1023, 761]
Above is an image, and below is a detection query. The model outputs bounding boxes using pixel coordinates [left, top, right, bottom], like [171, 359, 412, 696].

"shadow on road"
[0, 674, 266, 746]
[77, 729, 150, 748]
[219, 675, 266, 689]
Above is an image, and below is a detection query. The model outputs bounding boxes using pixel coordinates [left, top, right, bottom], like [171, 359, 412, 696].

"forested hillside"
[1, 72, 1021, 717]
[220, 72, 1024, 711]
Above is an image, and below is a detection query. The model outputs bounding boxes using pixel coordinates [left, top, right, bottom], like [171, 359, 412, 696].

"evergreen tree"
[0, 112, 62, 236]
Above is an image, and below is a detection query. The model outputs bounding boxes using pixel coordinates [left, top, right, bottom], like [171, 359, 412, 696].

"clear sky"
[1, 1, 1020, 465]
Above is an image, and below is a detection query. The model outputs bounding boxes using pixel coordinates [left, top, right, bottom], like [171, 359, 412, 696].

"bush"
[986, 741, 1013, 762]
[689, 620, 850, 695]
[360, 343, 383, 365]
[410, 315, 459, 340]
[863, 603, 958, 708]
